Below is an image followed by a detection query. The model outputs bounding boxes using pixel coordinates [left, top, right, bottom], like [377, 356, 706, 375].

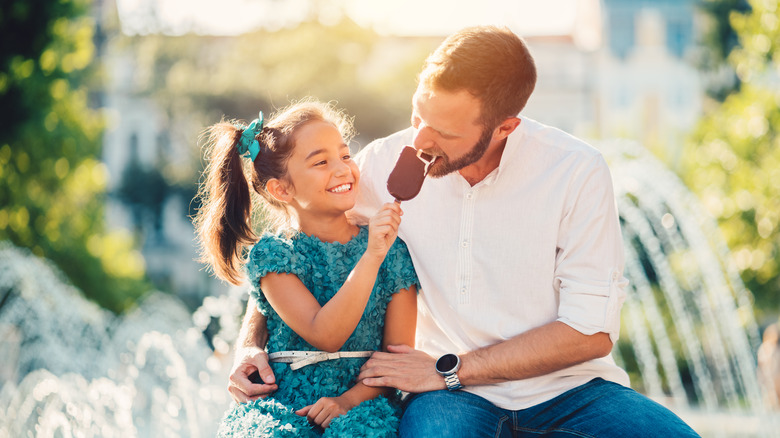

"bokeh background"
[1, 0, 780, 436]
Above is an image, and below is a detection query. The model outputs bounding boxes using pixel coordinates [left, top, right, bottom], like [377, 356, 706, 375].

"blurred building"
[596, 0, 702, 161]
[97, 0, 221, 306]
[98, 0, 705, 303]
[523, 0, 702, 164]
[101, 69, 214, 305]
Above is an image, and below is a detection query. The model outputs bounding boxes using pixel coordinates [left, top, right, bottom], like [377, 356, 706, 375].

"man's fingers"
[229, 377, 277, 402]
[246, 383, 278, 398]
[361, 376, 390, 388]
[359, 349, 406, 373]
[358, 361, 397, 382]
[358, 358, 399, 384]
[256, 365, 276, 384]
[228, 385, 255, 404]
[227, 385, 245, 403]
[363, 350, 395, 364]
[247, 359, 276, 385]
[386, 344, 413, 354]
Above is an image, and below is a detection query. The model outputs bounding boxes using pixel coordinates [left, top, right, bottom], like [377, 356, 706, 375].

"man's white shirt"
[351, 117, 630, 410]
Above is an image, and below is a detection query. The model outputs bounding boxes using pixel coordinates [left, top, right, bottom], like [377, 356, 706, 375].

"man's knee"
[555, 380, 700, 437]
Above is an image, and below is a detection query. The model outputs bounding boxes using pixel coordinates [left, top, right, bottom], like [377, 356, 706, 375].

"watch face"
[436, 354, 459, 373]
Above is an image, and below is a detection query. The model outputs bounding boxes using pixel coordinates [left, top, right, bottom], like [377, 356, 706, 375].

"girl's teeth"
[330, 184, 350, 193]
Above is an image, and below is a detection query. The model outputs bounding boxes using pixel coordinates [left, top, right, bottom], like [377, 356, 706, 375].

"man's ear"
[266, 178, 293, 203]
[493, 117, 521, 141]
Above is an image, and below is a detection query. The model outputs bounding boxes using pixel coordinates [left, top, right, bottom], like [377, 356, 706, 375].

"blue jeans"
[400, 378, 700, 437]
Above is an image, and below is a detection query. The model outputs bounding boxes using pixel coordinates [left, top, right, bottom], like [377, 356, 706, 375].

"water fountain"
[601, 139, 779, 437]
[0, 140, 778, 437]
[0, 242, 239, 437]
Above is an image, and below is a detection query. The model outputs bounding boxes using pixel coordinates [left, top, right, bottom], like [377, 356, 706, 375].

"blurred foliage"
[695, 0, 752, 100]
[116, 17, 437, 172]
[0, 0, 149, 313]
[682, 0, 780, 316]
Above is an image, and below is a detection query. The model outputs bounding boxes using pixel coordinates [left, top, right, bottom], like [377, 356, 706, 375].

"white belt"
[268, 350, 374, 371]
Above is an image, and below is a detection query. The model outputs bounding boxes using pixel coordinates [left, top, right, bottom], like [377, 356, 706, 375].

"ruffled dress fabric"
[217, 226, 419, 437]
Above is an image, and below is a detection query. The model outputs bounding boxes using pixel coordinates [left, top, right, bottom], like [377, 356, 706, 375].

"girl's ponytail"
[194, 122, 256, 285]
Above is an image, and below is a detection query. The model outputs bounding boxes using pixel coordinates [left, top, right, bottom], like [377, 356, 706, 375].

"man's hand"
[228, 346, 278, 403]
[295, 395, 353, 429]
[357, 344, 446, 393]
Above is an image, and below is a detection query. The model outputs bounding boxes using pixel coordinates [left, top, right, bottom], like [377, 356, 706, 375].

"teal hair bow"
[236, 112, 264, 161]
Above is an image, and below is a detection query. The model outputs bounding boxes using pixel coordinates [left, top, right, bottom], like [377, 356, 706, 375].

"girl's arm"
[296, 285, 418, 428]
[260, 203, 402, 352]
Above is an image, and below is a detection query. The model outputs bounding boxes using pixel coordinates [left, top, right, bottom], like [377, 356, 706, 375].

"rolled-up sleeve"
[555, 154, 628, 343]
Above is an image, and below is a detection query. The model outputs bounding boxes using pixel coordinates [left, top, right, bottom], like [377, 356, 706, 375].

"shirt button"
[461, 288, 467, 294]
[465, 192, 473, 200]
[461, 241, 469, 248]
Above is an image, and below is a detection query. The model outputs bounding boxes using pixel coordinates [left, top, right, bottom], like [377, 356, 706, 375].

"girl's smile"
[328, 183, 353, 194]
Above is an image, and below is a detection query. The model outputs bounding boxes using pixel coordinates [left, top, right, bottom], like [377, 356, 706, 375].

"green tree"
[695, 0, 752, 100]
[681, 0, 780, 316]
[0, 0, 148, 312]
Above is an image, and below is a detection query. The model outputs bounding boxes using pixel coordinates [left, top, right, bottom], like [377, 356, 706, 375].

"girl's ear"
[266, 178, 293, 203]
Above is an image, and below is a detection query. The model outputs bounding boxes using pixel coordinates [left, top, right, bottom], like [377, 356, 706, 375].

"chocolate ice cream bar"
[386, 146, 436, 202]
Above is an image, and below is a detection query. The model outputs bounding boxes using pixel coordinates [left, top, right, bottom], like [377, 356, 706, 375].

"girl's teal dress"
[217, 226, 419, 437]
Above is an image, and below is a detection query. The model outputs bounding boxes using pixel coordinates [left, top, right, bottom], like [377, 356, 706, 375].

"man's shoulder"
[520, 117, 600, 156]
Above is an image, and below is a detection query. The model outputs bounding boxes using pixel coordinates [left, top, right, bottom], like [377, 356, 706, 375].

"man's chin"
[426, 161, 454, 178]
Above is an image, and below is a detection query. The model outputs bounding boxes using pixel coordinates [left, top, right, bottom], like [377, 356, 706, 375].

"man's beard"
[426, 127, 494, 178]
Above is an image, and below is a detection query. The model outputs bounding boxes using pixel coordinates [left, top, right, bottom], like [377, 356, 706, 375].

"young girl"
[194, 100, 418, 437]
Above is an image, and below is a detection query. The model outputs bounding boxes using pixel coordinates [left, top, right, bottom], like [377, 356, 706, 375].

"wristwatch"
[435, 353, 463, 391]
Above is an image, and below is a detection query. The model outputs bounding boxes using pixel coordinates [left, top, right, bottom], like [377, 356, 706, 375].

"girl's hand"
[366, 202, 402, 260]
[295, 395, 355, 429]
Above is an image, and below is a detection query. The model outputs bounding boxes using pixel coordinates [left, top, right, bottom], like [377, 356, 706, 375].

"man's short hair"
[419, 26, 537, 129]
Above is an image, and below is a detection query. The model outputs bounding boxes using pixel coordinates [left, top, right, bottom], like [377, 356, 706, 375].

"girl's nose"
[333, 160, 350, 176]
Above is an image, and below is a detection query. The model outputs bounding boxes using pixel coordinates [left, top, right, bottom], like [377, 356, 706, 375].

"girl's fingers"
[383, 202, 403, 215]
[295, 405, 311, 416]
[313, 408, 330, 427]
[372, 212, 401, 229]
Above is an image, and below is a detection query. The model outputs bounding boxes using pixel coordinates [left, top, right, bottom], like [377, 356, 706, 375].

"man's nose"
[412, 126, 435, 151]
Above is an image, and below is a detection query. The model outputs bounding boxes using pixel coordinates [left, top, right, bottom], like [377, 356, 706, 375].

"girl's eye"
[314, 160, 326, 166]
